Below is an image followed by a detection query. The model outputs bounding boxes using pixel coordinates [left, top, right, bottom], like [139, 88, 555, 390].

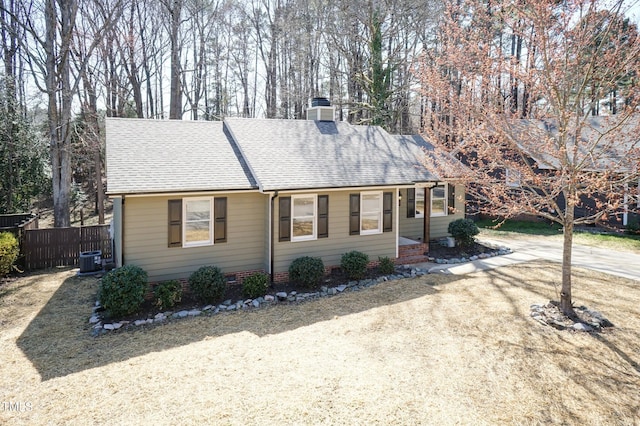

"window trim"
[430, 185, 448, 217]
[291, 194, 318, 242]
[360, 191, 383, 235]
[182, 197, 214, 248]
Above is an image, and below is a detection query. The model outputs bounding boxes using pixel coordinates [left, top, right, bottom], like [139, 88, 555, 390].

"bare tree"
[419, 0, 640, 316]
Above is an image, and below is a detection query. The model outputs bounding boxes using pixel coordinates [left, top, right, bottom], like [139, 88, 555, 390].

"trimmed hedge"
[242, 272, 270, 299]
[378, 256, 395, 275]
[0, 232, 19, 277]
[99, 265, 148, 317]
[341, 250, 369, 280]
[448, 218, 479, 248]
[288, 256, 325, 288]
[189, 265, 226, 303]
[154, 279, 183, 310]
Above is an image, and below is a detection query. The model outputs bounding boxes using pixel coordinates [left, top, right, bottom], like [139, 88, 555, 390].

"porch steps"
[397, 243, 431, 265]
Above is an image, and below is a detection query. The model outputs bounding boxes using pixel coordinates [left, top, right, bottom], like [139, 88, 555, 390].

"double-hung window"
[183, 198, 214, 247]
[360, 191, 383, 234]
[431, 185, 447, 217]
[168, 197, 227, 248]
[292, 194, 317, 241]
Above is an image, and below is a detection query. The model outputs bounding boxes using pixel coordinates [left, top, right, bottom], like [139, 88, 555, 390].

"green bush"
[448, 218, 479, 248]
[626, 219, 640, 235]
[288, 256, 325, 288]
[188, 265, 226, 303]
[99, 265, 148, 317]
[153, 279, 182, 310]
[340, 250, 369, 280]
[0, 232, 19, 277]
[242, 272, 270, 299]
[378, 256, 395, 275]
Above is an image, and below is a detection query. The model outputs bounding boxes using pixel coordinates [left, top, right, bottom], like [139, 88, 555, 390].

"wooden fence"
[22, 225, 112, 270]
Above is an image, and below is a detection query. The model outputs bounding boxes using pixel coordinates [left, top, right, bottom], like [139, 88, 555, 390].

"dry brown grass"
[1, 263, 639, 425]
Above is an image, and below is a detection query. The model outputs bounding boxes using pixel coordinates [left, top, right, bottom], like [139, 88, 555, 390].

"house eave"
[106, 187, 260, 198]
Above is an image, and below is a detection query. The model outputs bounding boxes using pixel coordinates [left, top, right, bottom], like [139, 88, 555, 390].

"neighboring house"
[507, 116, 640, 228]
[106, 100, 464, 283]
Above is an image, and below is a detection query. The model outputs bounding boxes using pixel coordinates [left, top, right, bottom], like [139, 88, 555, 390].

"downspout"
[269, 191, 278, 284]
[120, 195, 125, 267]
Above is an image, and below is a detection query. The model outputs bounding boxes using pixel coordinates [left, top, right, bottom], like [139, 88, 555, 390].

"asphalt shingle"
[105, 118, 256, 194]
[225, 118, 440, 191]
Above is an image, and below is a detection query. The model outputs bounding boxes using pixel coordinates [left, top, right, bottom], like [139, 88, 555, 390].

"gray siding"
[273, 190, 396, 273]
[123, 192, 267, 282]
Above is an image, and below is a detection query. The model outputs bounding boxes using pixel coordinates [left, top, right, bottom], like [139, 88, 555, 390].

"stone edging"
[89, 246, 511, 336]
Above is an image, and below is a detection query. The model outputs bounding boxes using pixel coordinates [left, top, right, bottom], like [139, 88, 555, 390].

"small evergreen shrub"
[188, 265, 226, 303]
[288, 256, 325, 288]
[626, 219, 640, 235]
[154, 279, 182, 310]
[0, 232, 19, 277]
[378, 256, 395, 275]
[340, 250, 369, 280]
[242, 272, 270, 299]
[448, 218, 479, 248]
[99, 265, 148, 317]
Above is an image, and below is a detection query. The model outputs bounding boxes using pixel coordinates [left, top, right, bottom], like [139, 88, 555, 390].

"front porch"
[396, 237, 430, 265]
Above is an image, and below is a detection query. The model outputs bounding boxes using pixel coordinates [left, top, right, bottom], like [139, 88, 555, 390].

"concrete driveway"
[428, 235, 640, 281]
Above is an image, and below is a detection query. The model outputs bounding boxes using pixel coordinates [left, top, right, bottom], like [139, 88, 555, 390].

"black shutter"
[407, 188, 416, 218]
[383, 192, 393, 232]
[318, 195, 329, 238]
[214, 197, 227, 243]
[279, 197, 291, 242]
[168, 199, 182, 247]
[448, 184, 455, 215]
[349, 194, 360, 235]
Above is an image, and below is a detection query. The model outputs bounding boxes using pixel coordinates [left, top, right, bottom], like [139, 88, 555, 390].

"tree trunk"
[560, 195, 575, 316]
[168, 0, 182, 119]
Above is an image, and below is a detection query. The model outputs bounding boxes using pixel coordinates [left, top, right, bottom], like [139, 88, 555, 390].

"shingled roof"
[106, 117, 443, 195]
[105, 118, 256, 195]
[225, 118, 440, 191]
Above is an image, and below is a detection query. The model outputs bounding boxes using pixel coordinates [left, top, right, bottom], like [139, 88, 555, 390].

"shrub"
[0, 232, 19, 277]
[288, 256, 325, 288]
[99, 265, 148, 317]
[448, 218, 479, 248]
[242, 272, 270, 299]
[378, 256, 395, 275]
[626, 219, 640, 235]
[340, 250, 369, 280]
[188, 265, 226, 303]
[154, 279, 182, 310]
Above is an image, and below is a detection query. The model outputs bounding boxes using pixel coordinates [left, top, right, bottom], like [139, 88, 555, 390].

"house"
[105, 100, 465, 283]
[505, 116, 640, 228]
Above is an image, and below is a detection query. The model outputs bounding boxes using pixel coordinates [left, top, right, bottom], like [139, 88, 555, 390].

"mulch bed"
[427, 241, 495, 259]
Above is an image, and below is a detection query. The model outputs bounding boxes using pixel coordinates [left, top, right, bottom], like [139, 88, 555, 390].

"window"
[168, 197, 227, 248]
[350, 192, 393, 235]
[292, 195, 317, 241]
[431, 185, 447, 217]
[279, 195, 328, 242]
[184, 198, 214, 247]
[361, 191, 383, 234]
[415, 188, 425, 218]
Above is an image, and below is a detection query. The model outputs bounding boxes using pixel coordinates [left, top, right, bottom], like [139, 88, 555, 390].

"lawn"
[477, 218, 640, 254]
[1, 264, 639, 425]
